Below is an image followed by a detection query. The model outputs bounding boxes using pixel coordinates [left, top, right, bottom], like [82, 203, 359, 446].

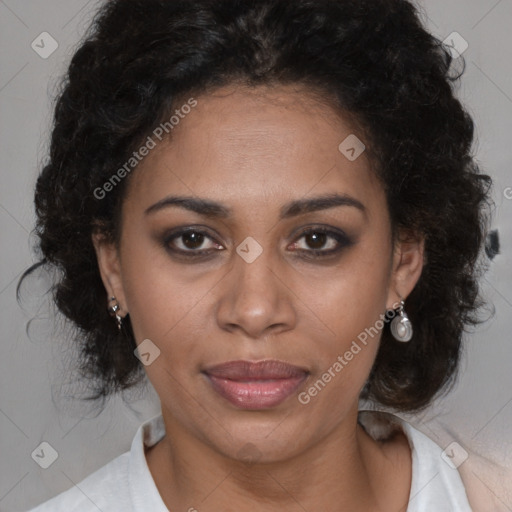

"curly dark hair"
[19, 0, 493, 411]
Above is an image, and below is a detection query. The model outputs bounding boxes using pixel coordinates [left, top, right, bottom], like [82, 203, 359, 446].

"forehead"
[125, 84, 384, 218]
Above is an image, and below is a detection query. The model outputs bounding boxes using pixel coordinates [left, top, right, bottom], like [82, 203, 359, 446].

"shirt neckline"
[129, 413, 169, 511]
[127, 410, 461, 512]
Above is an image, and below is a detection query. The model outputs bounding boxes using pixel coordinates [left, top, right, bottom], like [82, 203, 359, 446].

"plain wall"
[1, 1, 511, 510]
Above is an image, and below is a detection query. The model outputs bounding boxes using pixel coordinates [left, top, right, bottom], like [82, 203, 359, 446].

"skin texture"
[93, 83, 424, 511]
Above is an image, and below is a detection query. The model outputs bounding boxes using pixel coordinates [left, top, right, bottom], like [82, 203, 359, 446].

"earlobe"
[91, 232, 128, 314]
[387, 230, 425, 308]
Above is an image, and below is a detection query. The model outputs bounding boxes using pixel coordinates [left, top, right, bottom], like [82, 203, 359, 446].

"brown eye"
[289, 227, 353, 258]
[180, 231, 207, 250]
[161, 225, 353, 261]
[163, 228, 223, 256]
[303, 231, 330, 250]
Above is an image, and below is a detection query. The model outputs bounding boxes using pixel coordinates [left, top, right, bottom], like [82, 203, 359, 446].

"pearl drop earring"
[390, 299, 413, 342]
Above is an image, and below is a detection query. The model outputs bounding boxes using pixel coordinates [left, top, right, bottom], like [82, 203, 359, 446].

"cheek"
[119, 237, 184, 340]
[294, 232, 391, 397]
[124, 266, 207, 344]
[305, 233, 391, 337]
[295, 272, 387, 416]
[119, 237, 222, 377]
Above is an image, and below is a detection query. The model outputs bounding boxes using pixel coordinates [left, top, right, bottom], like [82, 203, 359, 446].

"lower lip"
[205, 373, 307, 410]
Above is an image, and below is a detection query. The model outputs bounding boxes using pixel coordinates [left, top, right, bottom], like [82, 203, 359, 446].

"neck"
[145, 408, 403, 512]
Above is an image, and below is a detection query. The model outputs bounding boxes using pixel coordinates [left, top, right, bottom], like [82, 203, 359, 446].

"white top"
[27, 410, 473, 512]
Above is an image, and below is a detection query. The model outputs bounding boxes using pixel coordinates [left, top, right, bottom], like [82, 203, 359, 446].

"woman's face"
[95, 84, 423, 462]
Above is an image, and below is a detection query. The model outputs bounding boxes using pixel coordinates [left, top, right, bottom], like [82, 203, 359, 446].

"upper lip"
[203, 360, 308, 380]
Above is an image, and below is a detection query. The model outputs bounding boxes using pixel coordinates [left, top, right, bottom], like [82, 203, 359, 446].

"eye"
[163, 227, 223, 257]
[161, 225, 353, 260]
[288, 227, 353, 258]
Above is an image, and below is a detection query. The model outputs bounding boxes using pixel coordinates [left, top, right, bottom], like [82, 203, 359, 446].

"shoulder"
[26, 452, 131, 512]
[358, 410, 473, 512]
[26, 413, 167, 512]
[401, 420, 472, 511]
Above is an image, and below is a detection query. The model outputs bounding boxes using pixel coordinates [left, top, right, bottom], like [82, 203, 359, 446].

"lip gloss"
[203, 360, 308, 410]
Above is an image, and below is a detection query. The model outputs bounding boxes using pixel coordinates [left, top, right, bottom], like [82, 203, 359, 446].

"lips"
[203, 360, 308, 410]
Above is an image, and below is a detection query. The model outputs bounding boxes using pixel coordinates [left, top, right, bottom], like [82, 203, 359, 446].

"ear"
[386, 229, 425, 309]
[91, 232, 128, 316]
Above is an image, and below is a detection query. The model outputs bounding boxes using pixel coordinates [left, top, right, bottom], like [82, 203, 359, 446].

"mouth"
[202, 360, 309, 410]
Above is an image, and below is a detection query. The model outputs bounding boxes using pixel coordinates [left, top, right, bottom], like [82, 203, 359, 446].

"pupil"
[183, 231, 204, 249]
[307, 232, 326, 249]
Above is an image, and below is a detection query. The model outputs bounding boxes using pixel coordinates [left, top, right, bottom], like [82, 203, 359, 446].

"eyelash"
[162, 226, 353, 260]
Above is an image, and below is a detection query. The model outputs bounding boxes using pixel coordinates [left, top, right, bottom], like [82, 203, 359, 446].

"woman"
[23, 0, 492, 510]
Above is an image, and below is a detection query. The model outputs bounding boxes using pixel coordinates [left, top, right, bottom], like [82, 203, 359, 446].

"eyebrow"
[144, 193, 367, 219]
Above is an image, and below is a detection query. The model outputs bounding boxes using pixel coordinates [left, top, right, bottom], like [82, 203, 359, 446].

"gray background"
[1, 1, 511, 511]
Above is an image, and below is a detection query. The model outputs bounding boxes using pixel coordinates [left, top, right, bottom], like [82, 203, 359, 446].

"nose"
[215, 243, 297, 340]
